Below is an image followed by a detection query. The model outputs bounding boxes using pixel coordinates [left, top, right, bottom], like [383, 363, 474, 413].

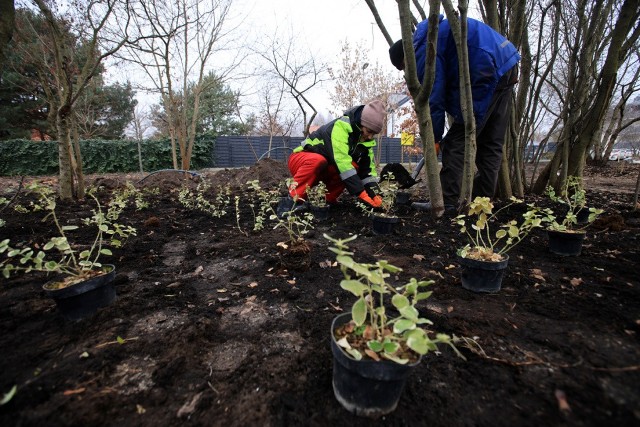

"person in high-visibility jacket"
[277, 100, 386, 217]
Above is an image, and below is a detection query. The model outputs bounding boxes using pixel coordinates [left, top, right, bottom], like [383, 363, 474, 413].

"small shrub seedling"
[455, 196, 544, 262]
[325, 233, 463, 364]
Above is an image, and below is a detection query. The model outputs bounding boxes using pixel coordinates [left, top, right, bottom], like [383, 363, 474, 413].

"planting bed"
[1, 160, 639, 426]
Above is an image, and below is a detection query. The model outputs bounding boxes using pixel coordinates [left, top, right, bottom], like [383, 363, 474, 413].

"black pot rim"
[42, 264, 116, 297]
[456, 251, 509, 268]
[546, 228, 586, 236]
[371, 214, 400, 224]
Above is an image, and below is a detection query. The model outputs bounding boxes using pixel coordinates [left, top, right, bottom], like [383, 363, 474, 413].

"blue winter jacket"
[413, 16, 520, 141]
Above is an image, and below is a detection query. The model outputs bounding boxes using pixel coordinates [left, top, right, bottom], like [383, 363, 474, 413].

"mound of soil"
[0, 161, 639, 426]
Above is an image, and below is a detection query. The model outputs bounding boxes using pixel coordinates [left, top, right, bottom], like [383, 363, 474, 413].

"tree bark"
[398, 0, 445, 218]
[442, 0, 476, 207]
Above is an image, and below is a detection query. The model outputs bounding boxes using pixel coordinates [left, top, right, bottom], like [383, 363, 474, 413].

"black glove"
[364, 182, 381, 198]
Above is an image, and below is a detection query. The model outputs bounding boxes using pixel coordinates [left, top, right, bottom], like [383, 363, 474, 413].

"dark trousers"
[440, 68, 516, 206]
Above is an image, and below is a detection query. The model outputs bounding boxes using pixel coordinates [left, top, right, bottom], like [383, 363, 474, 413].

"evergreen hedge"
[0, 137, 215, 176]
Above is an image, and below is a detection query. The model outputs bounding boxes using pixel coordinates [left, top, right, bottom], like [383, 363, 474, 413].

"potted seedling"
[454, 197, 544, 293]
[542, 176, 603, 256]
[324, 233, 464, 418]
[369, 174, 400, 235]
[1, 183, 137, 320]
[306, 181, 331, 221]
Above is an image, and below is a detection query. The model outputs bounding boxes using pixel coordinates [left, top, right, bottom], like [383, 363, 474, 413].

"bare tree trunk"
[498, 105, 516, 199]
[533, 0, 640, 193]
[56, 111, 74, 199]
[31, 0, 129, 199]
[123, 0, 236, 172]
[137, 140, 144, 173]
[71, 116, 85, 199]
[633, 168, 640, 211]
[442, 0, 476, 207]
[398, 0, 445, 217]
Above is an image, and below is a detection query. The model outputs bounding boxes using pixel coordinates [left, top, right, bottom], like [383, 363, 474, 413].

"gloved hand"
[358, 190, 383, 208]
[364, 182, 381, 198]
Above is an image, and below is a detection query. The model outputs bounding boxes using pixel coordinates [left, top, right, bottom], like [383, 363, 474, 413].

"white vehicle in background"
[609, 149, 634, 162]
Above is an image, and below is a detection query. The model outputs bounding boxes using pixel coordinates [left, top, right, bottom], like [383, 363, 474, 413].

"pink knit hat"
[361, 100, 385, 134]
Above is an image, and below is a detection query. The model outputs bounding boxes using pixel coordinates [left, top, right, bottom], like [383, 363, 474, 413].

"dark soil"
[1, 159, 639, 427]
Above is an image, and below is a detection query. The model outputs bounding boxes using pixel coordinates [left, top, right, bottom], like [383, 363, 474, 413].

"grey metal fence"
[213, 136, 415, 167]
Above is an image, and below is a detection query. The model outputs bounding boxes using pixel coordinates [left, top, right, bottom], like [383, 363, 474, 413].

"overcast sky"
[112, 1, 484, 127]
[243, 0, 402, 68]
[231, 0, 405, 118]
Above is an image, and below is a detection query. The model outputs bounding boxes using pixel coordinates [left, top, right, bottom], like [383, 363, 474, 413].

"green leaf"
[393, 319, 415, 334]
[391, 294, 410, 309]
[367, 340, 383, 352]
[352, 297, 367, 326]
[340, 279, 366, 297]
[368, 270, 384, 285]
[381, 353, 409, 364]
[336, 254, 355, 270]
[336, 337, 351, 349]
[378, 260, 402, 273]
[416, 317, 434, 325]
[508, 225, 519, 237]
[415, 291, 433, 301]
[0, 385, 17, 405]
[346, 348, 362, 361]
[370, 284, 386, 294]
[116, 336, 125, 344]
[496, 229, 507, 238]
[383, 341, 400, 354]
[405, 280, 418, 294]
[398, 305, 419, 322]
[405, 329, 429, 355]
[99, 224, 109, 232]
[79, 250, 90, 259]
[100, 249, 112, 256]
[61, 225, 79, 231]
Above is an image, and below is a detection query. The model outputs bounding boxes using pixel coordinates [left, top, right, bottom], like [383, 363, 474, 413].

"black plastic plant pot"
[371, 214, 400, 235]
[456, 253, 509, 293]
[395, 192, 411, 206]
[310, 204, 330, 221]
[42, 265, 117, 320]
[330, 313, 420, 418]
[547, 230, 586, 256]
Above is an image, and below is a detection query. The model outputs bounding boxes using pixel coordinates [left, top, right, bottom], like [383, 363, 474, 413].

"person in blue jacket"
[389, 16, 520, 212]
